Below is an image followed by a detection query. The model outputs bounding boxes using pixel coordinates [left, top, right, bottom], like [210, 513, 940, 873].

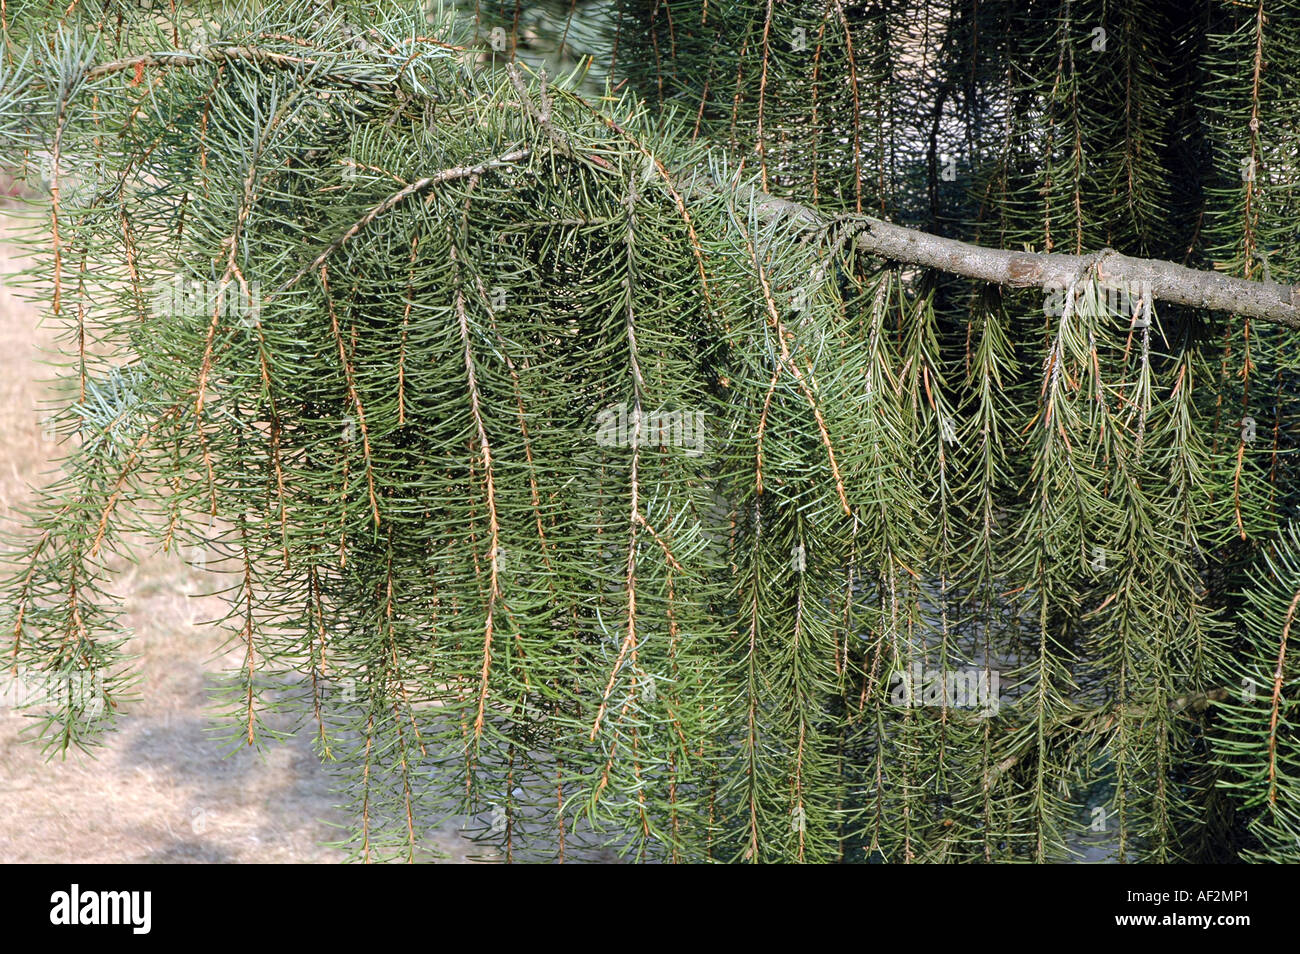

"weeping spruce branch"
[44, 42, 1300, 327]
[4, 0, 1299, 864]
[691, 176, 1300, 329]
[286, 145, 1300, 329]
[292, 93, 1300, 326]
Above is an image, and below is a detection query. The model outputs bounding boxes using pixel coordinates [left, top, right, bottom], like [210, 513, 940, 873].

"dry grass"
[0, 207, 496, 863]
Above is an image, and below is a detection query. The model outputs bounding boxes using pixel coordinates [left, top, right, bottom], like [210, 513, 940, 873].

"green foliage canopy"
[0, 0, 1297, 863]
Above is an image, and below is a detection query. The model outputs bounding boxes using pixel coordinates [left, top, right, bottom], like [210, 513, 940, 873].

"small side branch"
[276, 148, 530, 295]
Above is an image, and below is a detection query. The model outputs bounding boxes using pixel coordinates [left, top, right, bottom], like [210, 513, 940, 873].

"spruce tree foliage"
[0, 0, 1296, 862]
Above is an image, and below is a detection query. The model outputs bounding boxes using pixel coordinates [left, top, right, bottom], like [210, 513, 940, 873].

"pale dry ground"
[0, 206, 494, 863]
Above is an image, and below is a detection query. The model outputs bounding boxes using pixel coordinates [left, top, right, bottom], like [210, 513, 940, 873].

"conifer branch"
[680, 172, 1300, 328]
[278, 148, 531, 294]
[451, 206, 505, 744]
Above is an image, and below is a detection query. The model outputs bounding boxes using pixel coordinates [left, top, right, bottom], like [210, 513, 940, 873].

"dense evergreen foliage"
[0, 0, 1296, 862]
